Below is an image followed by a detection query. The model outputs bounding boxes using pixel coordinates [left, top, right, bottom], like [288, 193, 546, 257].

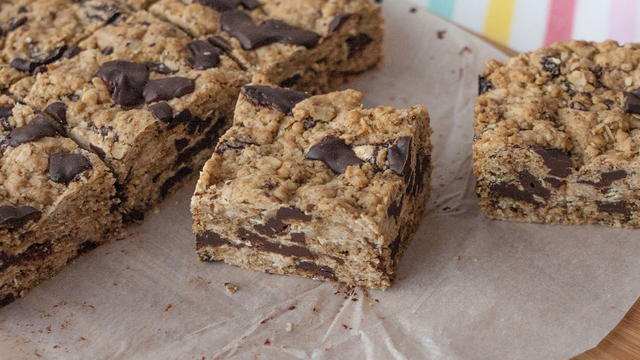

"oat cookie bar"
[191, 76, 432, 289]
[9, 11, 249, 222]
[0, 97, 120, 306]
[150, 0, 383, 94]
[475, 40, 640, 227]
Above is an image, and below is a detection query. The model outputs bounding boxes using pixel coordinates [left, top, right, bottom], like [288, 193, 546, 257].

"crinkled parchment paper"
[2, 2, 640, 359]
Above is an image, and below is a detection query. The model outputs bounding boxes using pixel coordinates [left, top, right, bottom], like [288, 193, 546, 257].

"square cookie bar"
[191, 76, 432, 289]
[0, 97, 120, 306]
[149, 0, 383, 94]
[474, 40, 640, 227]
[9, 11, 248, 222]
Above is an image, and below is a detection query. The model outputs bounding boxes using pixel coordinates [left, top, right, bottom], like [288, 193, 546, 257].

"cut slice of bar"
[0, 0, 126, 88]
[191, 76, 432, 289]
[9, 11, 249, 222]
[150, 0, 383, 94]
[0, 97, 120, 306]
[474, 40, 640, 228]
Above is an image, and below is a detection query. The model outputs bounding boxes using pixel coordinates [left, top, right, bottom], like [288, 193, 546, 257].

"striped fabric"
[410, 0, 640, 52]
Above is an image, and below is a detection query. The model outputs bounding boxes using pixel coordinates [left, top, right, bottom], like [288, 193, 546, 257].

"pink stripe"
[608, 0, 638, 45]
[543, 0, 577, 46]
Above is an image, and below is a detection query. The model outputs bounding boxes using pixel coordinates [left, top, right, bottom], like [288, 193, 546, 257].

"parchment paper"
[2, 2, 640, 359]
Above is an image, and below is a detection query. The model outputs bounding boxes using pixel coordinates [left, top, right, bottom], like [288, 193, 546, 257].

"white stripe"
[452, 0, 490, 34]
[635, 0, 640, 42]
[573, 0, 611, 42]
[408, 0, 430, 8]
[510, 0, 552, 52]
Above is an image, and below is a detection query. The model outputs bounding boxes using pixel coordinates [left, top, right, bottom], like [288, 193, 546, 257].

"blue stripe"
[428, 0, 457, 19]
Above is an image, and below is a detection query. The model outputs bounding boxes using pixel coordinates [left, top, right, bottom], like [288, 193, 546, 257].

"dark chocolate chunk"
[220, 10, 276, 50]
[478, 75, 494, 95]
[49, 153, 91, 184]
[0, 205, 41, 229]
[90, 144, 106, 160]
[7, 16, 27, 32]
[215, 139, 252, 154]
[253, 207, 312, 236]
[76, 240, 100, 255]
[346, 33, 373, 58]
[194, 0, 259, 12]
[387, 198, 402, 217]
[10, 58, 36, 73]
[0, 293, 16, 307]
[597, 201, 631, 216]
[172, 109, 193, 131]
[489, 170, 550, 204]
[174, 138, 189, 152]
[64, 46, 81, 59]
[593, 66, 603, 78]
[544, 177, 564, 189]
[95, 61, 149, 106]
[101, 46, 114, 55]
[44, 102, 67, 126]
[532, 146, 572, 178]
[5, 115, 59, 147]
[241, 85, 310, 115]
[148, 102, 173, 123]
[0, 105, 14, 131]
[569, 101, 587, 111]
[541, 56, 561, 77]
[143, 77, 195, 103]
[519, 171, 551, 199]
[295, 261, 337, 280]
[144, 62, 173, 75]
[260, 19, 321, 48]
[389, 235, 402, 261]
[302, 116, 317, 130]
[290, 232, 305, 244]
[33, 65, 48, 75]
[208, 36, 233, 52]
[603, 99, 614, 110]
[196, 230, 232, 248]
[306, 204, 315, 212]
[328, 14, 352, 35]
[85, 3, 121, 24]
[306, 136, 362, 174]
[276, 206, 312, 222]
[254, 222, 276, 237]
[388, 137, 412, 176]
[237, 228, 312, 258]
[160, 167, 193, 198]
[279, 74, 301, 88]
[407, 154, 430, 196]
[17, 6, 27, 14]
[0, 251, 13, 272]
[186, 40, 224, 70]
[579, 170, 627, 188]
[624, 90, 640, 114]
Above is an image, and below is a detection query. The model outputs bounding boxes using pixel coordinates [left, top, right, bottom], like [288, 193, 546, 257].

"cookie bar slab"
[474, 40, 640, 228]
[9, 12, 249, 221]
[191, 77, 432, 289]
[0, 99, 120, 307]
[150, 0, 383, 94]
[0, 0, 125, 88]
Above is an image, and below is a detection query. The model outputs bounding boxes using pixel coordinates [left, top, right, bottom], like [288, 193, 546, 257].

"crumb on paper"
[409, 7, 417, 13]
[224, 282, 238, 294]
[474, 258, 478, 262]
[165, 304, 173, 312]
[286, 323, 292, 332]
[456, 255, 461, 261]
[264, 339, 271, 346]
[437, 30, 446, 39]
[281, 345, 287, 349]
[153, 207, 160, 214]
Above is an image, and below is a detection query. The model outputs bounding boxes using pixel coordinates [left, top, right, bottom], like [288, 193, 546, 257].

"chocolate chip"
[346, 33, 373, 58]
[237, 228, 312, 258]
[143, 77, 195, 103]
[276, 206, 312, 222]
[215, 139, 252, 154]
[295, 261, 336, 280]
[241, 85, 310, 115]
[17, 6, 27, 14]
[64, 46, 81, 59]
[0, 205, 41, 229]
[389, 235, 402, 261]
[221, 10, 276, 50]
[95, 61, 149, 106]
[186, 40, 224, 70]
[90, 144, 106, 160]
[194, 0, 259, 12]
[290, 232, 305, 243]
[532, 146, 572, 178]
[254, 222, 276, 237]
[489, 171, 550, 204]
[5, 115, 59, 147]
[144, 62, 173, 75]
[306, 204, 315, 212]
[279, 74, 301, 88]
[260, 19, 321, 48]
[33, 65, 48, 74]
[0, 105, 14, 130]
[579, 170, 627, 188]
[387, 198, 402, 217]
[174, 138, 189, 152]
[388, 137, 411, 176]
[160, 167, 193, 198]
[306, 136, 362, 174]
[49, 153, 91, 184]
[10, 58, 36, 73]
[302, 116, 317, 130]
[407, 154, 429, 196]
[544, 177, 563, 189]
[592, 66, 603, 78]
[208, 36, 233, 52]
[44, 102, 67, 126]
[569, 101, 587, 111]
[76, 240, 100, 255]
[7, 17, 27, 32]
[597, 201, 630, 216]
[328, 14, 352, 35]
[149, 102, 173, 123]
[478, 75, 493, 95]
[541, 56, 561, 77]
[603, 99, 614, 110]
[101, 46, 114, 55]
[624, 90, 640, 114]
[519, 171, 550, 199]
[196, 230, 232, 248]
[0, 293, 16, 307]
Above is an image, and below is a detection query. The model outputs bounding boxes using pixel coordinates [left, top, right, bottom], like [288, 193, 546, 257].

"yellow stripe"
[483, 0, 517, 46]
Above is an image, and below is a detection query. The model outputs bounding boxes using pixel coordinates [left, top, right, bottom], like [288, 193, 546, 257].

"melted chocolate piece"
[237, 228, 312, 258]
[260, 19, 321, 48]
[0, 105, 14, 131]
[478, 75, 494, 95]
[328, 14, 352, 35]
[44, 102, 67, 126]
[597, 201, 631, 216]
[241, 85, 310, 115]
[388, 137, 412, 176]
[579, 170, 627, 188]
[90, 144, 106, 160]
[306, 136, 362, 174]
[519, 171, 550, 199]
[253, 207, 312, 237]
[194, 0, 259, 12]
[7, 16, 27, 32]
[33, 65, 48, 75]
[144, 62, 173, 75]
[0, 293, 16, 307]
[196, 230, 232, 249]
[5, 115, 58, 147]
[489, 171, 550, 204]
[64, 46, 81, 59]
[295, 261, 337, 280]
[569, 101, 587, 111]
[160, 167, 193, 198]
[290, 232, 305, 244]
[0, 205, 41, 229]
[346, 33, 373, 58]
[10, 58, 37, 73]
[214, 139, 252, 154]
[279, 74, 301, 88]
[544, 177, 564, 189]
[624, 90, 640, 114]
[276, 206, 312, 222]
[101, 46, 114, 55]
[541, 56, 561, 77]
[143, 77, 195, 103]
[172, 109, 193, 131]
[208, 36, 233, 52]
[12, 46, 70, 73]
[387, 198, 402, 217]
[593, 66, 603, 78]
[186, 40, 224, 70]
[148, 102, 173, 123]
[174, 138, 189, 152]
[49, 153, 91, 184]
[532, 146, 572, 178]
[95, 61, 149, 106]
[407, 154, 430, 196]
[389, 235, 402, 261]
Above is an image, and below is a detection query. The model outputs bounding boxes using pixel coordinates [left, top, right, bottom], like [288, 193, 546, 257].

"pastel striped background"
[410, 0, 640, 52]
